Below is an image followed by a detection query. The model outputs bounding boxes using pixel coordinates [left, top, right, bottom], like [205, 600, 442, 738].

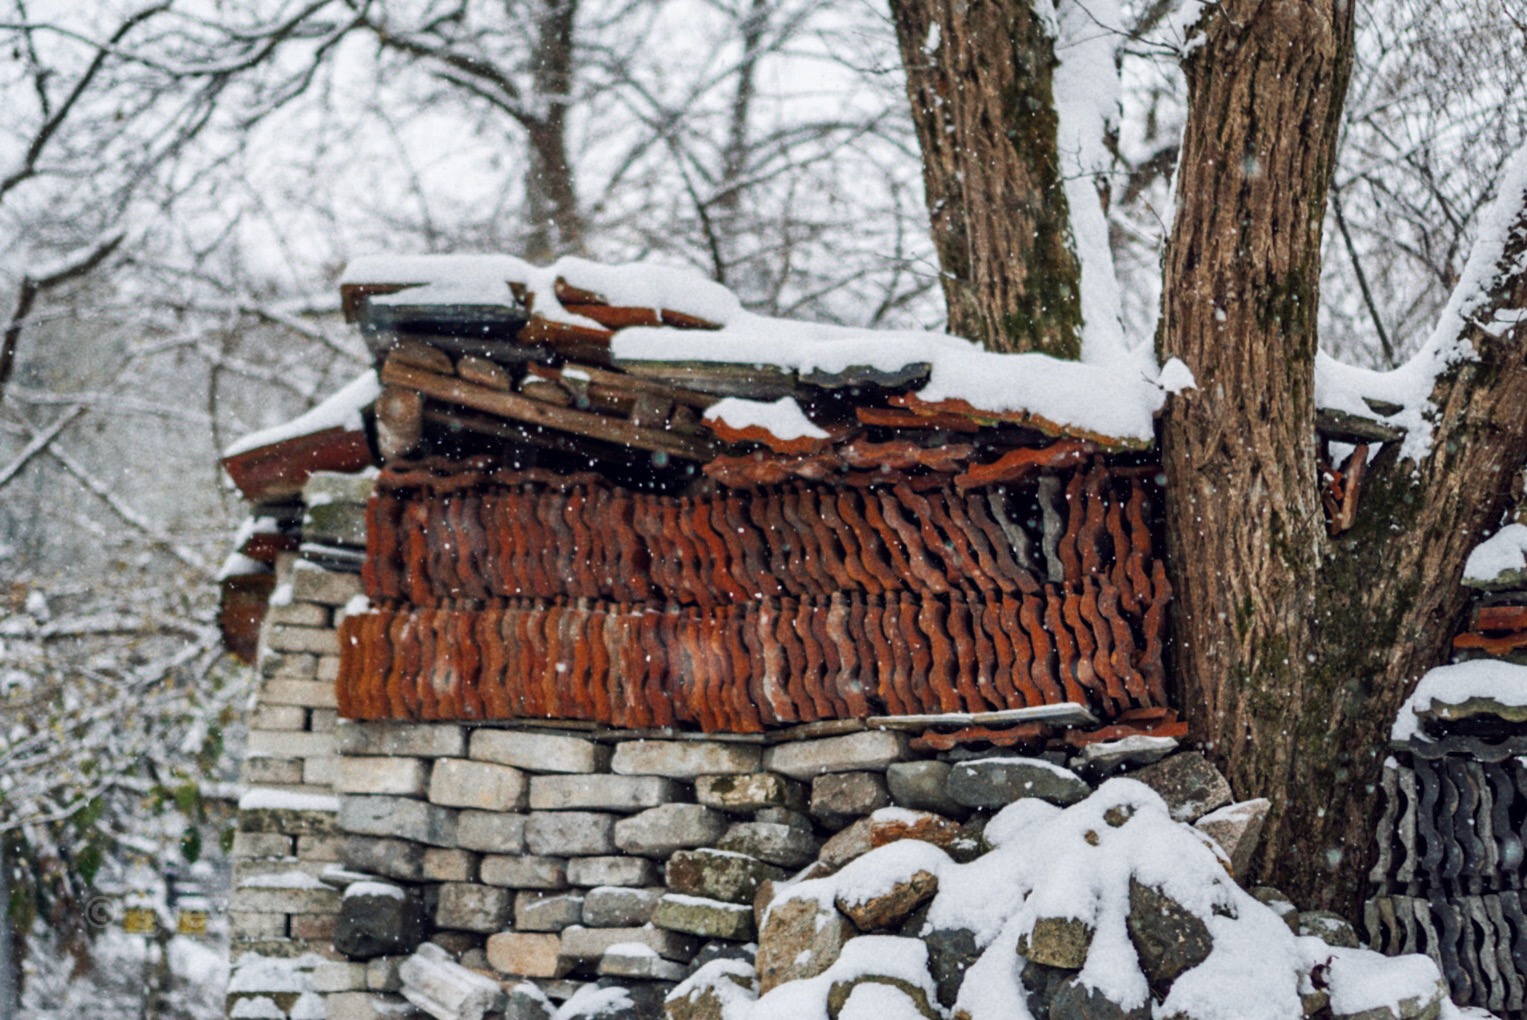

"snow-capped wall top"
[222, 370, 380, 459]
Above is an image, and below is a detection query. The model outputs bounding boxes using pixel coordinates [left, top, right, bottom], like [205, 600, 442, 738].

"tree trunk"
[1160, 0, 1527, 916]
[1157, 0, 1354, 906]
[888, 0, 1082, 357]
[524, 0, 585, 262]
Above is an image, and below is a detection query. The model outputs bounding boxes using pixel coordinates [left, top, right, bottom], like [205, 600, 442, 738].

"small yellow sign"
[123, 906, 157, 935]
[176, 909, 208, 936]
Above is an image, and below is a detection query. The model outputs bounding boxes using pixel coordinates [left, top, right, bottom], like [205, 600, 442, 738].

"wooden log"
[387, 338, 455, 374]
[1331, 443, 1370, 535]
[382, 359, 715, 461]
[518, 315, 615, 361]
[456, 355, 512, 391]
[617, 360, 799, 400]
[1316, 407, 1405, 444]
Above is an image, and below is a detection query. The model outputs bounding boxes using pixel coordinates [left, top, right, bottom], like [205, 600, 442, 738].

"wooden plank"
[1316, 408, 1405, 444]
[383, 361, 716, 459]
[220, 426, 374, 503]
[556, 362, 718, 408]
[616, 360, 799, 400]
[420, 405, 643, 464]
[867, 703, 1097, 730]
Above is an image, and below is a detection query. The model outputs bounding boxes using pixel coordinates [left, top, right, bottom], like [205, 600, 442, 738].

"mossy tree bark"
[888, 0, 1083, 358]
[1159, 0, 1527, 915]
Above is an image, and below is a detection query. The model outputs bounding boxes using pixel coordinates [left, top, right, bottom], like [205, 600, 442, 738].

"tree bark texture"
[524, 0, 585, 262]
[1161, 0, 1527, 915]
[889, 0, 1082, 358]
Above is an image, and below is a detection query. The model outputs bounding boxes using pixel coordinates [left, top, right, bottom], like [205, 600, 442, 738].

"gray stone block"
[471, 729, 609, 774]
[338, 795, 458, 847]
[946, 757, 1090, 809]
[515, 892, 586, 932]
[429, 758, 529, 812]
[481, 854, 568, 890]
[337, 756, 429, 797]
[762, 731, 910, 779]
[580, 886, 663, 928]
[335, 721, 466, 758]
[435, 883, 511, 933]
[341, 836, 427, 881]
[695, 773, 807, 813]
[529, 774, 682, 813]
[525, 811, 616, 856]
[717, 821, 819, 868]
[558, 925, 699, 962]
[265, 624, 340, 656]
[610, 740, 762, 779]
[667, 848, 786, 904]
[422, 848, 479, 883]
[1131, 752, 1232, 822]
[886, 761, 963, 816]
[334, 883, 426, 959]
[810, 771, 890, 826]
[289, 564, 363, 606]
[597, 946, 687, 981]
[652, 894, 756, 942]
[566, 856, 662, 888]
[614, 804, 729, 857]
[456, 810, 528, 854]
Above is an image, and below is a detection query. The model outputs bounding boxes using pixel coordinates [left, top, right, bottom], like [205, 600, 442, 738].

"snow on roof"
[223, 370, 380, 458]
[342, 253, 1187, 447]
[704, 396, 829, 441]
[1464, 522, 1527, 584]
[1390, 659, 1527, 742]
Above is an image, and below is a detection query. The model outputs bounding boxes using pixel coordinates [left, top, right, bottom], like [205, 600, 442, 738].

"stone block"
[762, 731, 909, 779]
[471, 729, 609, 774]
[515, 892, 585, 932]
[946, 757, 1090, 809]
[610, 740, 762, 779]
[528, 774, 681, 813]
[717, 822, 819, 868]
[580, 886, 662, 928]
[819, 817, 874, 870]
[338, 795, 457, 847]
[340, 836, 427, 882]
[335, 721, 465, 758]
[566, 856, 661, 888]
[756, 896, 851, 993]
[230, 885, 340, 915]
[289, 564, 362, 606]
[434, 883, 511, 933]
[334, 883, 426, 959]
[233, 831, 294, 859]
[1133, 752, 1233, 823]
[810, 771, 891, 826]
[614, 804, 729, 857]
[317, 655, 342, 683]
[667, 849, 786, 904]
[309, 710, 338, 734]
[695, 773, 807, 813]
[423, 848, 479, 883]
[268, 602, 330, 628]
[456, 811, 528, 854]
[229, 912, 286, 939]
[366, 955, 404, 992]
[429, 758, 528, 812]
[487, 933, 569, 978]
[312, 960, 368, 992]
[1194, 798, 1271, 877]
[297, 835, 344, 862]
[653, 894, 756, 941]
[247, 731, 335, 760]
[240, 755, 305, 786]
[597, 946, 687, 982]
[337, 756, 429, 797]
[251, 704, 308, 731]
[303, 757, 339, 788]
[261, 651, 318, 680]
[261, 679, 337, 709]
[325, 991, 413, 1020]
[239, 803, 338, 836]
[304, 500, 368, 548]
[481, 854, 567, 889]
[886, 761, 963, 816]
[266, 624, 341, 656]
[524, 811, 617, 856]
[558, 925, 699, 962]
